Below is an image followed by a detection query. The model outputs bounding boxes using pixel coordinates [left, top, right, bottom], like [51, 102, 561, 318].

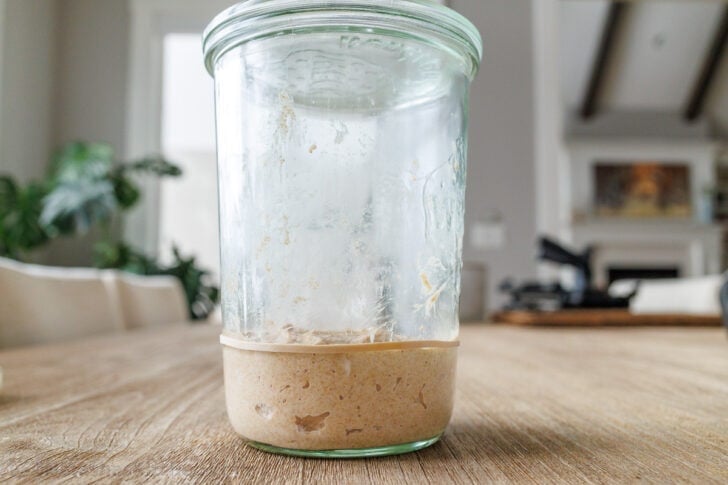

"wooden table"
[1, 324, 727, 484]
[493, 309, 723, 327]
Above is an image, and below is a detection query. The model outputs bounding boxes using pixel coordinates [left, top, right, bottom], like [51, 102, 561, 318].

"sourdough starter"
[222, 332, 457, 450]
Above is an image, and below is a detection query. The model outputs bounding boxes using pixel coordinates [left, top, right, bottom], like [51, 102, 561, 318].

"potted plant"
[0, 142, 219, 320]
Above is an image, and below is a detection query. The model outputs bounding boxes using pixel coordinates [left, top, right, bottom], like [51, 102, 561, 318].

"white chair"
[0, 257, 188, 349]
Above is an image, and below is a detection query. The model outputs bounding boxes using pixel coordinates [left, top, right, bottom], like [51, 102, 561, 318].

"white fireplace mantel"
[572, 219, 722, 288]
[563, 136, 723, 287]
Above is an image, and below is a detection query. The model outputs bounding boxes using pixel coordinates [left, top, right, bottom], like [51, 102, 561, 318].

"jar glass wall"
[205, 0, 482, 457]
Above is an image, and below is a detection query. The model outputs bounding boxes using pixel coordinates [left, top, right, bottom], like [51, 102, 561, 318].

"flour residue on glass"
[217, 33, 468, 343]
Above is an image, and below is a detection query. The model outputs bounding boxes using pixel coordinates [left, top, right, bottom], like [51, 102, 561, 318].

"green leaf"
[41, 180, 116, 235]
[111, 174, 141, 210]
[93, 241, 125, 268]
[50, 141, 115, 183]
[0, 176, 50, 258]
[162, 246, 219, 320]
[0, 176, 19, 215]
[127, 156, 183, 178]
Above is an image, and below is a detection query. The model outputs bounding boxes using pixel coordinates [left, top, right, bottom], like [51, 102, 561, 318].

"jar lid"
[203, 0, 482, 79]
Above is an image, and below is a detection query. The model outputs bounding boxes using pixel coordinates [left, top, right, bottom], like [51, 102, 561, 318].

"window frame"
[125, 0, 450, 255]
[125, 0, 231, 255]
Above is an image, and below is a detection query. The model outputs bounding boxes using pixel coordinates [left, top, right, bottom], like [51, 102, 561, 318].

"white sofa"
[0, 257, 189, 349]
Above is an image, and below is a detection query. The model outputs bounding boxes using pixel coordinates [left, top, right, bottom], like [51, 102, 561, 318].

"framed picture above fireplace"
[566, 139, 720, 284]
[593, 162, 692, 219]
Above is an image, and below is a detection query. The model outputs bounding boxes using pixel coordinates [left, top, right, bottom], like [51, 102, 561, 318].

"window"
[159, 34, 219, 279]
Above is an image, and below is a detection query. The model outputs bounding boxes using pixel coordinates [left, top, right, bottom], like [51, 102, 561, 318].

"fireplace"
[566, 138, 722, 288]
[607, 266, 680, 285]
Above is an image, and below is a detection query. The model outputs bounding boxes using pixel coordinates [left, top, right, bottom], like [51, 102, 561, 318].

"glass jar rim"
[203, 0, 483, 79]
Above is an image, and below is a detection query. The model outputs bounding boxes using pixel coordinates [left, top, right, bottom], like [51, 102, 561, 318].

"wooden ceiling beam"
[684, 6, 728, 122]
[580, 2, 630, 120]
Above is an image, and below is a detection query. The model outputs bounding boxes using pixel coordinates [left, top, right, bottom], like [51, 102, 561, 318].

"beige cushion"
[0, 257, 189, 349]
[116, 272, 188, 330]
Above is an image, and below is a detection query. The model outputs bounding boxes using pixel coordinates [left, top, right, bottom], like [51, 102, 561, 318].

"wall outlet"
[470, 220, 506, 251]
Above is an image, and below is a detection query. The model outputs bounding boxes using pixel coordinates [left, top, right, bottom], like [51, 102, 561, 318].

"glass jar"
[204, 0, 482, 457]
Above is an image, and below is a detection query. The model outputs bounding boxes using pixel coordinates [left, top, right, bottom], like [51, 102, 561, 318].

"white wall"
[54, 0, 130, 154]
[535, 0, 569, 265]
[452, 0, 539, 308]
[0, 0, 58, 183]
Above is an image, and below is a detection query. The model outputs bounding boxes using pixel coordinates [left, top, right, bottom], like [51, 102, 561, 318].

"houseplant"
[0, 141, 219, 320]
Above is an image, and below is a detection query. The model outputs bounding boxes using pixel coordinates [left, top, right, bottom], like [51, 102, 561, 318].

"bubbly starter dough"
[222, 332, 457, 451]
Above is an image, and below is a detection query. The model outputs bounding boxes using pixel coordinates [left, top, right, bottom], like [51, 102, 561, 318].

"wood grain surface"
[493, 309, 723, 327]
[1, 324, 727, 484]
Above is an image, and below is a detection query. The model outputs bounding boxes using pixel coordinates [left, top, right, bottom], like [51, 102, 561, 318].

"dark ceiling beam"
[580, 2, 630, 120]
[684, 6, 728, 122]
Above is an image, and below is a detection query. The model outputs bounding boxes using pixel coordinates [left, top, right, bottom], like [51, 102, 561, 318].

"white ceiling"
[560, 0, 610, 109]
[560, 0, 727, 134]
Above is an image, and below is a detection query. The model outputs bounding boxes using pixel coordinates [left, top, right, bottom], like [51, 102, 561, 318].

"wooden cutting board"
[492, 309, 723, 327]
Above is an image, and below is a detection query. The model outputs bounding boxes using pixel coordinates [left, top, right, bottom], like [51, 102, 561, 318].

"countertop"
[1, 324, 727, 483]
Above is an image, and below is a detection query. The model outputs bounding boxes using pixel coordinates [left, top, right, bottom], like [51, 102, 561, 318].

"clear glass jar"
[204, 0, 482, 457]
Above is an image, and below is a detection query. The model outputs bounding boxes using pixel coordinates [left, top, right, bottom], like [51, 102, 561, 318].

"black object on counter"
[501, 236, 633, 311]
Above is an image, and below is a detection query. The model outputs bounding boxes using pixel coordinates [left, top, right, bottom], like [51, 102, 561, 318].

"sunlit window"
[160, 33, 220, 279]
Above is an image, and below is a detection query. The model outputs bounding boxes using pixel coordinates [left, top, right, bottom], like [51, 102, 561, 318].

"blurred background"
[0, 0, 726, 328]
